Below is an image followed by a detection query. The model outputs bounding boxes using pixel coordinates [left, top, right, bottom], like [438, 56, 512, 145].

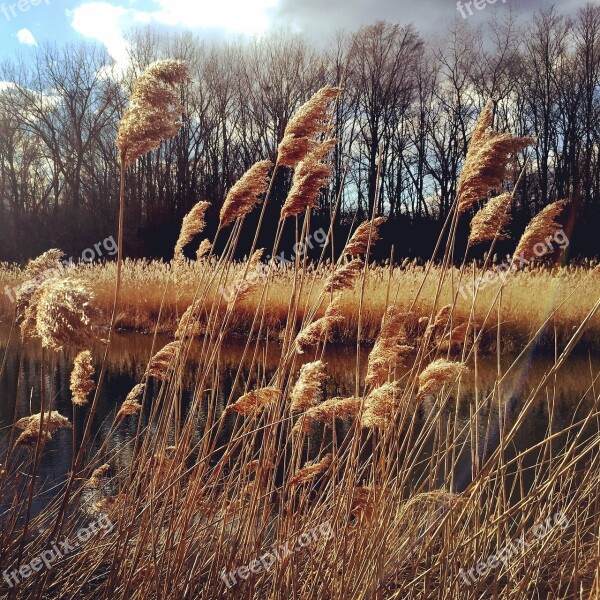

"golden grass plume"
[70, 350, 95, 407]
[225, 387, 281, 418]
[345, 217, 386, 256]
[513, 200, 568, 266]
[290, 360, 326, 413]
[418, 359, 467, 397]
[287, 453, 332, 487]
[468, 192, 513, 247]
[457, 101, 532, 214]
[117, 383, 145, 420]
[219, 160, 273, 228]
[117, 60, 189, 166]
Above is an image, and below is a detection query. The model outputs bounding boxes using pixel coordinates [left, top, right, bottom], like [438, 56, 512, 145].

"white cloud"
[70, 0, 280, 65]
[70, 2, 131, 66]
[17, 29, 37, 46]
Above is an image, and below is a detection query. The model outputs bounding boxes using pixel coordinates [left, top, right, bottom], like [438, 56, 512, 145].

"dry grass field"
[2, 258, 600, 351]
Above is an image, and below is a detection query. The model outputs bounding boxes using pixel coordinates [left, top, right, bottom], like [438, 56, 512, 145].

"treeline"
[1, 4, 600, 263]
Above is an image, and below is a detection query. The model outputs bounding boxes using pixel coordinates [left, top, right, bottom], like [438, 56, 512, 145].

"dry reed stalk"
[219, 160, 273, 228]
[225, 387, 281, 417]
[281, 139, 335, 218]
[290, 360, 326, 413]
[324, 259, 363, 293]
[345, 217, 386, 256]
[295, 296, 343, 353]
[21, 278, 100, 351]
[366, 307, 413, 387]
[15, 411, 72, 447]
[417, 358, 467, 397]
[513, 200, 569, 266]
[116, 384, 145, 420]
[277, 86, 341, 167]
[287, 453, 332, 487]
[70, 350, 95, 406]
[147, 342, 181, 380]
[361, 381, 407, 430]
[292, 396, 361, 434]
[457, 101, 532, 214]
[174, 201, 210, 257]
[117, 60, 189, 165]
[468, 192, 513, 247]
[85, 464, 110, 488]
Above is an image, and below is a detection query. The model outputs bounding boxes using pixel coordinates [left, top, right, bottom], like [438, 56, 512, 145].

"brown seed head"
[70, 350, 95, 406]
[220, 160, 273, 228]
[290, 360, 326, 413]
[117, 60, 188, 165]
[226, 387, 281, 418]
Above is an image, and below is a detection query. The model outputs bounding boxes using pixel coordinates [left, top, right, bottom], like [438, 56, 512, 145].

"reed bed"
[2, 259, 600, 351]
[0, 68, 598, 600]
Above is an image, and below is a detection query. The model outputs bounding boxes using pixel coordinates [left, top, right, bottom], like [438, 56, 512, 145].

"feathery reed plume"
[174, 201, 210, 257]
[457, 101, 532, 214]
[70, 350, 95, 407]
[513, 200, 568, 267]
[366, 307, 413, 387]
[418, 359, 467, 397]
[15, 411, 72, 448]
[277, 86, 341, 167]
[22, 278, 99, 350]
[281, 139, 335, 218]
[147, 342, 181, 380]
[85, 464, 110, 488]
[15, 249, 65, 320]
[116, 60, 188, 166]
[361, 382, 407, 430]
[292, 396, 361, 435]
[277, 135, 315, 169]
[295, 295, 343, 353]
[288, 453, 332, 487]
[175, 303, 205, 340]
[225, 387, 281, 417]
[290, 360, 326, 413]
[228, 250, 265, 307]
[117, 384, 145, 420]
[324, 259, 363, 293]
[424, 304, 453, 341]
[196, 239, 212, 260]
[468, 193, 513, 247]
[220, 160, 273, 228]
[345, 217, 386, 256]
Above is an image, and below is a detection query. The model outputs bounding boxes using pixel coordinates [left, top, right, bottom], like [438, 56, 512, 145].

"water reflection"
[0, 323, 598, 514]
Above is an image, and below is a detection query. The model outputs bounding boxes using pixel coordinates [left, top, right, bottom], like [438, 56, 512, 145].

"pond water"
[1, 323, 599, 516]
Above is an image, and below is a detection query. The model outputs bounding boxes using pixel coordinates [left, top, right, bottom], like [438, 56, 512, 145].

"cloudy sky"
[0, 0, 593, 64]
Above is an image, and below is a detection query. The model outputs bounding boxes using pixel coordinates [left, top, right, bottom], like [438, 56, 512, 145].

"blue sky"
[0, 0, 594, 66]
